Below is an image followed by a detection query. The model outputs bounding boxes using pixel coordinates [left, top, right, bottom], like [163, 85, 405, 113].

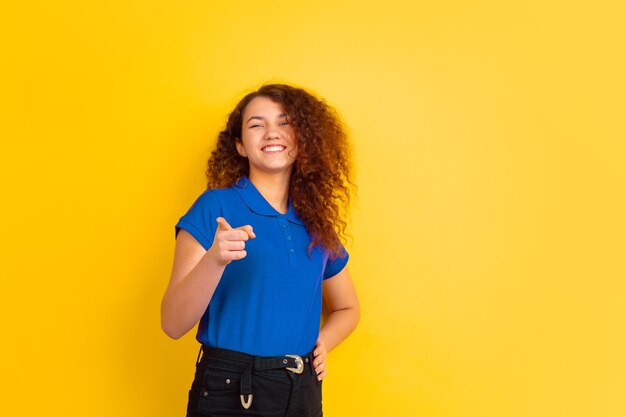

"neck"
[247, 170, 291, 214]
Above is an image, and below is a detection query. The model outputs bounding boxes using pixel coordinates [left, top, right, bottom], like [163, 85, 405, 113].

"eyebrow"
[246, 113, 288, 123]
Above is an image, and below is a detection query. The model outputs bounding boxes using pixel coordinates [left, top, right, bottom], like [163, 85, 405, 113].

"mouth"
[261, 145, 286, 153]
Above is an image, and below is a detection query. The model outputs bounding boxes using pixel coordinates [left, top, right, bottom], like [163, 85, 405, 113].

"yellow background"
[1, 1, 625, 416]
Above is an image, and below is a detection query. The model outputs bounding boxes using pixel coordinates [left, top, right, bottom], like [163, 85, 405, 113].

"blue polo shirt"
[174, 176, 349, 356]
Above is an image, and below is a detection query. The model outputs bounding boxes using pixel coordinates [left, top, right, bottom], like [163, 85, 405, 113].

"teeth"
[263, 145, 285, 152]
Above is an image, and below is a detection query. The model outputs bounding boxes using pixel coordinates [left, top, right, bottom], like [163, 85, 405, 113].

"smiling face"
[236, 95, 298, 179]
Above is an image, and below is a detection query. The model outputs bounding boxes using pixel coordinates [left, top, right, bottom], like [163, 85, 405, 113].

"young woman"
[161, 83, 360, 417]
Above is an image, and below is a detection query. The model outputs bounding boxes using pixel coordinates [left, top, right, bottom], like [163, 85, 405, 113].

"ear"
[235, 139, 247, 157]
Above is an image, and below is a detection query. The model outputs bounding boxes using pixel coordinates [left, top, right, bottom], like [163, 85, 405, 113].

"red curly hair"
[205, 84, 354, 259]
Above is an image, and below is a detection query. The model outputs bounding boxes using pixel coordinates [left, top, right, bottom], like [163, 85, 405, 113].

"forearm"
[318, 305, 360, 353]
[161, 251, 226, 339]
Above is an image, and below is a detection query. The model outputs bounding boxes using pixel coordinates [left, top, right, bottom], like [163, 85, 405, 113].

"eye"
[279, 121, 290, 126]
[249, 124, 262, 128]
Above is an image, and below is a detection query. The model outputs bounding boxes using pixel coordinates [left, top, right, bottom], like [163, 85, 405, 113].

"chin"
[253, 164, 295, 175]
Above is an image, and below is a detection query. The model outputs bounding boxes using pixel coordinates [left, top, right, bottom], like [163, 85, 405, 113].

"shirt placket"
[278, 218, 298, 269]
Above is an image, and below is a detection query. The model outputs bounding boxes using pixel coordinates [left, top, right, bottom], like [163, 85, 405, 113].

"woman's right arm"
[160, 217, 255, 339]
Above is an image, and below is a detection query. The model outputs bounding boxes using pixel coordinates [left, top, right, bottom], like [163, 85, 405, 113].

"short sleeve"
[323, 244, 349, 280]
[174, 190, 221, 251]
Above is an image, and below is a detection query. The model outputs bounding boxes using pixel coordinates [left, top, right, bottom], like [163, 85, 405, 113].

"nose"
[264, 125, 280, 140]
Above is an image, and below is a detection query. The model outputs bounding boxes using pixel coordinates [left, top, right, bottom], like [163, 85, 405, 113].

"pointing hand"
[208, 217, 256, 265]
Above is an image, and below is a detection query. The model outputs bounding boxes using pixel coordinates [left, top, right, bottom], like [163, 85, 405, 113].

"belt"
[198, 345, 315, 410]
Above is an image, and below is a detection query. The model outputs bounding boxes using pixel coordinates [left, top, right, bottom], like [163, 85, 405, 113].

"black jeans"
[187, 346, 323, 417]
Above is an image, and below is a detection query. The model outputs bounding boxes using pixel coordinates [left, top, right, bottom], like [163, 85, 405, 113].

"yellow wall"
[2, 1, 625, 416]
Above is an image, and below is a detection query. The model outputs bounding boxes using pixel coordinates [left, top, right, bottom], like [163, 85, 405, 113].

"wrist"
[203, 246, 229, 268]
[316, 333, 329, 349]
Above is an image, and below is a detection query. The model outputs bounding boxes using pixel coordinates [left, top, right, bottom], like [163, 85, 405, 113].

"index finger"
[216, 217, 232, 231]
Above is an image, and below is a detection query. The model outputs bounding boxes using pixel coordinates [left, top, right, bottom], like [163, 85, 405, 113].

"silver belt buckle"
[285, 354, 304, 374]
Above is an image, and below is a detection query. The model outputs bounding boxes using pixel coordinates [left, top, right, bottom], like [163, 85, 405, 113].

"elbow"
[161, 319, 186, 340]
[161, 305, 187, 340]
[335, 303, 360, 333]
[161, 297, 187, 339]
[353, 303, 361, 330]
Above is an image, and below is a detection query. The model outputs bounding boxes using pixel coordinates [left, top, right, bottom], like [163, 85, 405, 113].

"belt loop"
[240, 361, 253, 409]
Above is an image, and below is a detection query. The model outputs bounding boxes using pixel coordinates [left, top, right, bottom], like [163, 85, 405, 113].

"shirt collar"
[232, 175, 305, 226]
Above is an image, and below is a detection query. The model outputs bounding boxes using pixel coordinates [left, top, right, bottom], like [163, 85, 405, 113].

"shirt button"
[203, 390, 208, 397]
[289, 249, 295, 254]
[286, 236, 292, 240]
[225, 379, 231, 384]
[282, 224, 288, 229]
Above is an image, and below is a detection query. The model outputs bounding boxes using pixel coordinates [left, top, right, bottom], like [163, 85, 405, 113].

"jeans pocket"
[193, 366, 243, 415]
[201, 366, 241, 393]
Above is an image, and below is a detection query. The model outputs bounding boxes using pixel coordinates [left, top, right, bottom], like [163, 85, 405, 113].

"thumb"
[216, 217, 232, 231]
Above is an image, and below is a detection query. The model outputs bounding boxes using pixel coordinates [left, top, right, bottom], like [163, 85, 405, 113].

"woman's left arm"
[313, 266, 360, 380]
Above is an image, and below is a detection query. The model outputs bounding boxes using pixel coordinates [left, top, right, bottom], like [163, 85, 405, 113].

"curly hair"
[205, 83, 354, 259]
